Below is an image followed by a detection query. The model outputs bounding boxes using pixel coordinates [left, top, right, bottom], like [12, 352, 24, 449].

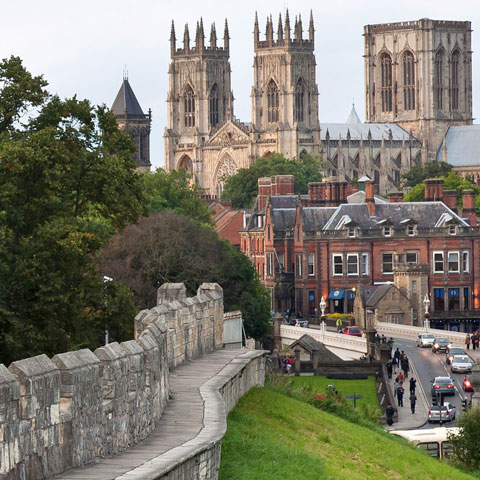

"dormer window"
[449, 224, 457, 235]
[348, 226, 356, 238]
[384, 226, 392, 237]
[257, 215, 264, 228]
[407, 225, 416, 236]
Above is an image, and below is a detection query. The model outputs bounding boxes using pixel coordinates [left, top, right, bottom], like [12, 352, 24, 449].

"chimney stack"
[424, 178, 443, 202]
[308, 182, 325, 206]
[257, 177, 272, 210]
[388, 192, 404, 203]
[365, 181, 376, 216]
[462, 189, 477, 227]
[442, 190, 458, 213]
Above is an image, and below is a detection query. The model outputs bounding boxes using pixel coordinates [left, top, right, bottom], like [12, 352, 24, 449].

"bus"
[390, 427, 460, 459]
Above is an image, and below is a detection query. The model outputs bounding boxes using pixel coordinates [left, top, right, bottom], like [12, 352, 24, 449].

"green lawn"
[219, 383, 476, 480]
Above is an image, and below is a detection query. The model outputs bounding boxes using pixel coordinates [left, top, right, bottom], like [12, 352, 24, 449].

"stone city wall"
[0, 282, 224, 480]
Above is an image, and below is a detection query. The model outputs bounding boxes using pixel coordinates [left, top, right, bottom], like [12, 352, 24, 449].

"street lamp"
[423, 293, 431, 331]
[319, 296, 327, 339]
[103, 275, 113, 345]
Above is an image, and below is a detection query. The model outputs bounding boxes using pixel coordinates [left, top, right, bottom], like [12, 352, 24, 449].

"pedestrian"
[472, 334, 476, 351]
[392, 354, 398, 374]
[397, 371, 405, 384]
[394, 348, 400, 370]
[410, 392, 417, 414]
[409, 377, 416, 395]
[336, 318, 343, 332]
[381, 334, 387, 344]
[465, 333, 471, 350]
[397, 382, 404, 407]
[385, 404, 394, 426]
[393, 377, 399, 398]
[386, 359, 393, 379]
[401, 356, 410, 379]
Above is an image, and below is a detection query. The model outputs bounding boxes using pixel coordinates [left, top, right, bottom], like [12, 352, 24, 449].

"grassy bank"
[219, 379, 475, 480]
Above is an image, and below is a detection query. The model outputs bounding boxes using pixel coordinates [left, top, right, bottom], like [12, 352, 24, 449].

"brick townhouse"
[241, 175, 480, 332]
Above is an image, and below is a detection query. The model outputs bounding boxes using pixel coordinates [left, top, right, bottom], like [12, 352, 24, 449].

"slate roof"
[347, 190, 388, 204]
[302, 208, 337, 230]
[320, 122, 415, 142]
[272, 209, 296, 231]
[270, 195, 298, 209]
[112, 79, 145, 117]
[289, 334, 343, 362]
[360, 285, 392, 307]
[438, 125, 480, 167]
[345, 104, 362, 124]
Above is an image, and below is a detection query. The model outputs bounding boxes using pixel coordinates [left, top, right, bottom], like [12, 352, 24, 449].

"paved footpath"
[53, 349, 247, 480]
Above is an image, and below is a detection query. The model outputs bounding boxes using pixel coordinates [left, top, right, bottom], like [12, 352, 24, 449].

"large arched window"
[403, 51, 415, 110]
[294, 78, 304, 122]
[434, 50, 445, 110]
[209, 84, 219, 128]
[380, 53, 393, 113]
[184, 85, 195, 127]
[451, 50, 460, 111]
[267, 80, 279, 123]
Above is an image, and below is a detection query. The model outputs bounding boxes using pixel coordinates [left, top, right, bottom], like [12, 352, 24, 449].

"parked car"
[432, 337, 451, 353]
[428, 402, 456, 423]
[295, 320, 309, 328]
[431, 376, 456, 399]
[343, 326, 362, 337]
[416, 333, 435, 348]
[446, 346, 465, 364]
[463, 375, 474, 392]
[451, 355, 473, 374]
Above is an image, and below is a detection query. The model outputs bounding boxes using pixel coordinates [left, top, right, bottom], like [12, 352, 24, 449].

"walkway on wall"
[53, 349, 250, 480]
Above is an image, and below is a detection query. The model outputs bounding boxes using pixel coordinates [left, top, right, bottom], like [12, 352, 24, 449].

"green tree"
[401, 161, 452, 188]
[449, 407, 480, 470]
[99, 211, 271, 340]
[142, 167, 212, 225]
[0, 57, 146, 363]
[221, 153, 324, 209]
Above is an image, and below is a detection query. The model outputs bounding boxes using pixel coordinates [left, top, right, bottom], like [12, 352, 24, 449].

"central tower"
[252, 11, 320, 158]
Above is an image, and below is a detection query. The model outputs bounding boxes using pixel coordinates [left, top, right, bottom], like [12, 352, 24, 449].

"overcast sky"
[2, 1, 479, 169]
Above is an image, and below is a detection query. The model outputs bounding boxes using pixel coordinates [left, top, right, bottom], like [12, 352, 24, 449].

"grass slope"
[219, 385, 475, 480]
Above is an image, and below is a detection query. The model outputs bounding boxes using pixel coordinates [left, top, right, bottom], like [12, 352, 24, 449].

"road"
[392, 337, 471, 427]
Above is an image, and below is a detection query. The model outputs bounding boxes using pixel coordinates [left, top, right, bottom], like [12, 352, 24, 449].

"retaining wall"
[0, 282, 224, 480]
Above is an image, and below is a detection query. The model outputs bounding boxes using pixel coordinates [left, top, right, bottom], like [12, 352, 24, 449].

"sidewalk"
[384, 355, 429, 431]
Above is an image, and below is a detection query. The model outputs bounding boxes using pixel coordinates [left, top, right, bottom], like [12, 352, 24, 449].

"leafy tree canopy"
[401, 161, 452, 188]
[0, 56, 146, 363]
[449, 407, 480, 471]
[221, 153, 324, 209]
[100, 211, 271, 340]
[142, 167, 212, 225]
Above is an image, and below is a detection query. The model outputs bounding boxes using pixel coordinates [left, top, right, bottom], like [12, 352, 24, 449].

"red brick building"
[241, 175, 480, 332]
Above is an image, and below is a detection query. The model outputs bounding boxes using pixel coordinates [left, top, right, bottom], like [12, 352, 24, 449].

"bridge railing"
[376, 322, 467, 345]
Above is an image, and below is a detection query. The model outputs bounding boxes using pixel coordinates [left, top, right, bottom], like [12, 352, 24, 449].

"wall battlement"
[0, 282, 224, 479]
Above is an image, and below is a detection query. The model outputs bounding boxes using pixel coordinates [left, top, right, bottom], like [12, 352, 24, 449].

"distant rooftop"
[438, 125, 480, 167]
[112, 78, 145, 117]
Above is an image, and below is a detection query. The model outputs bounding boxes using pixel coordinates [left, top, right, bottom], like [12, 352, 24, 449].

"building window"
[433, 252, 444, 273]
[347, 254, 359, 276]
[380, 53, 393, 112]
[407, 225, 416, 236]
[435, 50, 444, 110]
[449, 224, 457, 235]
[266, 253, 273, 276]
[462, 251, 470, 273]
[464, 287, 469, 310]
[412, 280, 417, 294]
[267, 80, 279, 123]
[406, 252, 418, 264]
[296, 254, 303, 277]
[451, 50, 460, 111]
[277, 252, 285, 273]
[383, 226, 392, 237]
[448, 288, 460, 311]
[434, 288, 445, 311]
[448, 252, 459, 273]
[348, 226, 356, 238]
[333, 254, 343, 276]
[382, 253, 393, 274]
[412, 309, 418, 323]
[184, 85, 195, 127]
[403, 51, 415, 110]
[209, 84, 219, 127]
[308, 253, 315, 276]
[361, 253, 369, 276]
[294, 78, 304, 122]
[393, 169, 401, 185]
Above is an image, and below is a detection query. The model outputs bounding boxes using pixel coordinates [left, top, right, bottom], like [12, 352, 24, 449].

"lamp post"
[103, 275, 113, 345]
[319, 296, 327, 341]
[423, 293, 431, 331]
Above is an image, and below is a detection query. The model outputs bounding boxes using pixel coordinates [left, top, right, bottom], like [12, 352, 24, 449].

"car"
[416, 333, 435, 348]
[446, 346, 465, 364]
[343, 326, 362, 337]
[463, 375, 474, 392]
[432, 337, 451, 353]
[295, 320, 309, 328]
[428, 402, 456, 423]
[431, 376, 456, 400]
[451, 355, 473, 373]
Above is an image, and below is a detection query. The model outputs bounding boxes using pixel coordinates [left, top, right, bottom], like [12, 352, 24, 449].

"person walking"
[410, 392, 417, 414]
[401, 356, 410, 379]
[385, 404, 394, 426]
[393, 377, 399, 398]
[472, 334, 477, 351]
[397, 371, 404, 384]
[465, 333, 471, 350]
[409, 377, 417, 395]
[393, 348, 401, 372]
[397, 382, 404, 407]
[386, 359, 393, 379]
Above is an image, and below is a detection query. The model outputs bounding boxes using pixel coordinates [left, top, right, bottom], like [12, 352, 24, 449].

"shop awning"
[328, 289, 345, 300]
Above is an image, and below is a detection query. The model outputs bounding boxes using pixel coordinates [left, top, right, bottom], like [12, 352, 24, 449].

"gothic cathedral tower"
[251, 11, 320, 158]
[164, 19, 233, 186]
[364, 19, 472, 162]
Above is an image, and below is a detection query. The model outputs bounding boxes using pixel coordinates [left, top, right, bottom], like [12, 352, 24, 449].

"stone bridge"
[0, 283, 266, 480]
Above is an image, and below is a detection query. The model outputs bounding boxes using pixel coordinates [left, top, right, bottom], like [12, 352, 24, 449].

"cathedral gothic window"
[451, 50, 460, 111]
[380, 53, 393, 113]
[184, 85, 195, 127]
[267, 80, 279, 123]
[295, 79, 304, 122]
[209, 84, 219, 128]
[402, 51, 415, 110]
[435, 50, 445, 110]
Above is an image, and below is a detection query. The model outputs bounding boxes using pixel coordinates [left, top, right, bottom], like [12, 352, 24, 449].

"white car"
[428, 402, 456, 423]
[416, 333, 435, 348]
[451, 355, 473, 373]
